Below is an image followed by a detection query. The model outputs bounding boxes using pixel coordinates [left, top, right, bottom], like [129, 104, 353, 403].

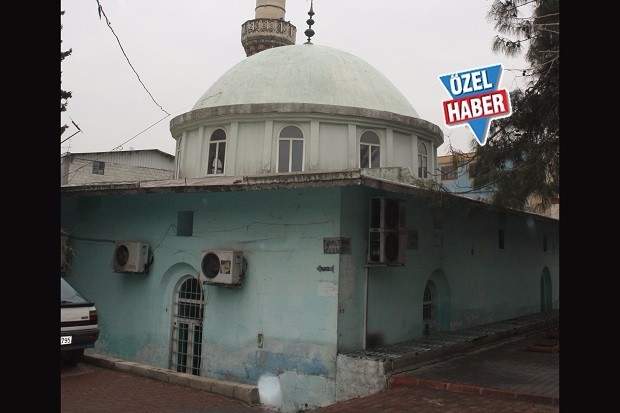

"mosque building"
[61, 1, 559, 411]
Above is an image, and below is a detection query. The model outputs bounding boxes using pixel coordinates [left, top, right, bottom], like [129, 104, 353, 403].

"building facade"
[61, 149, 175, 186]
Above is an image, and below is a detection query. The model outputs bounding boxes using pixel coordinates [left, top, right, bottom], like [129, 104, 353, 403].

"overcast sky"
[60, 0, 530, 157]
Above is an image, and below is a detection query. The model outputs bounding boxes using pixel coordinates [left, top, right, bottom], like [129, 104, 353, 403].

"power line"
[95, 0, 170, 116]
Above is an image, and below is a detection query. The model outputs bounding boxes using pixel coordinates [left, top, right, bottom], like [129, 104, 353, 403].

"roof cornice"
[59, 167, 558, 223]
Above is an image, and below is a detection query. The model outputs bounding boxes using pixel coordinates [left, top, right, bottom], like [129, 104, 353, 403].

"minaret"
[241, 0, 296, 57]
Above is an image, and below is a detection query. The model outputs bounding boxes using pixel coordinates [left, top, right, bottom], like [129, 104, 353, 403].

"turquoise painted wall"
[362, 193, 444, 346]
[61, 184, 559, 410]
[358, 195, 559, 346]
[336, 187, 371, 352]
[61, 188, 343, 390]
[439, 208, 559, 329]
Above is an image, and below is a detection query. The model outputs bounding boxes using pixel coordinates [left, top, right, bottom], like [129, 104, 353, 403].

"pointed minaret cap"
[241, 0, 296, 57]
[304, 1, 315, 44]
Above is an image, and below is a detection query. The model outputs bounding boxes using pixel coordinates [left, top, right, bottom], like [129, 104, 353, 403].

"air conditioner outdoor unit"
[369, 197, 406, 231]
[113, 241, 149, 273]
[368, 197, 406, 265]
[368, 230, 407, 265]
[200, 250, 243, 285]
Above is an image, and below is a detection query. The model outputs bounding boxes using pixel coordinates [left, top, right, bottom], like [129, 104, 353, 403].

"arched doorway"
[540, 267, 552, 311]
[423, 270, 451, 336]
[169, 276, 204, 375]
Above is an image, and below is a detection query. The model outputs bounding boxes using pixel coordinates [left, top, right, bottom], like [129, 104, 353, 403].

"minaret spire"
[241, 0, 297, 57]
[304, 1, 315, 44]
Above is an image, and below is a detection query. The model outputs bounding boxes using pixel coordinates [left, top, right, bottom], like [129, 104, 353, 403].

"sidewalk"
[83, 309, 559, 409]
[388, 330, 559, 405]
[82, 351, 261, 405]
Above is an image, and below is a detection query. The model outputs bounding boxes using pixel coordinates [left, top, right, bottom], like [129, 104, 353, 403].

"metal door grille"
[170, 277, 204, 375]
[423, 282, 437, 337]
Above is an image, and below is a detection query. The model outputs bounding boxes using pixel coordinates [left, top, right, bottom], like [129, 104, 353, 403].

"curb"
[388, 376, 559, 406]
[83, 351, 261, 405]
[385, 317, 557, 375]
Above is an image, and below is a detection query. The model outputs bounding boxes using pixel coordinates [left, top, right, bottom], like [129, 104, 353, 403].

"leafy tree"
[61, 10, 73, 137]
[465, 0, 559, 213]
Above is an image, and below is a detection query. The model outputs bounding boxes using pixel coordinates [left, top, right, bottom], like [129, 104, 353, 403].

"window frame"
[277, 125, 304, 173]
[175, 137, 183, 179]
[359, 130, 381, 168]
[468, 161, 476, 179]
[92, 161, 105, 175]
[206, 128, 227, 175]
[439, 164, 458, 181]
[418, 142, 428, 178]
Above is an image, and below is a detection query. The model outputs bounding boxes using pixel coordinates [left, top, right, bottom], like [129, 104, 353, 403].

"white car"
[61, 277, 100, 365]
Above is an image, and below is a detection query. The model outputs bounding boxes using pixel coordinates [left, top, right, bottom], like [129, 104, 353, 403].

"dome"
[192, 44, 419, 118]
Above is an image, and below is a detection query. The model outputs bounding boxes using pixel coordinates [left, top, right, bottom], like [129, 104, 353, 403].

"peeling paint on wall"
[317, 281, 337, 296]
[335, 354, 387, 401]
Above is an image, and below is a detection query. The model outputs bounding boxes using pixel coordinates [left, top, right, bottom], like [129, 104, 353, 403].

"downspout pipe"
[363, 266, 369, 349]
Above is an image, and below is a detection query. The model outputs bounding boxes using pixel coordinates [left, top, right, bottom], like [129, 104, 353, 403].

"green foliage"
[470, 0, 559, 213]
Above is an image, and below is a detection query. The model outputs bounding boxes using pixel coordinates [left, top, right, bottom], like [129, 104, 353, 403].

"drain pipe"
[363, 266, 369, 350]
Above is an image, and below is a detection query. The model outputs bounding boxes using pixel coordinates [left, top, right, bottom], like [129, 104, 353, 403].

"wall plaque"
[323, 237, 351, 254]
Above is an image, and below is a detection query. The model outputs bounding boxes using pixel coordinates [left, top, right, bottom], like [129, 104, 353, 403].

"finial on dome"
[304, 0, 315, 44]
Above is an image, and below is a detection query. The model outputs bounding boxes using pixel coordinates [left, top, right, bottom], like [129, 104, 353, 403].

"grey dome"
[192, 44, 419, 118]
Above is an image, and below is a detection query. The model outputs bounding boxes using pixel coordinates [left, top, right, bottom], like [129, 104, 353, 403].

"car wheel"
[61, 349, 84, 366]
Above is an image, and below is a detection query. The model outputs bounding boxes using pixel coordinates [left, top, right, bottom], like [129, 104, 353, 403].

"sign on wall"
[323, 237, 352, 254]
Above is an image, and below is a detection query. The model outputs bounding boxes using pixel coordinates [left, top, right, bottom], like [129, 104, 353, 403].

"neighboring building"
[437, 152, 487, 200]
[60, 2, 559, 412]
[60, 149, 175, 186]
[438, 152, 560, 219]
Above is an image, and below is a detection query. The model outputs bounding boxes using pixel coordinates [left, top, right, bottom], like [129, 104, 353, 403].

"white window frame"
[277, 125, 304, 173]
[418, 141, 429, 178]
[360, 130, 380, 168]
[206, 128, 227, 175]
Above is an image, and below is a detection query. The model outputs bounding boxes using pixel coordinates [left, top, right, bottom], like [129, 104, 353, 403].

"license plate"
[61, 336, 72, 345]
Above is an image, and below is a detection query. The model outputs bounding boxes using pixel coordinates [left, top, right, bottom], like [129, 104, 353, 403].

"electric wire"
[95, 0, 169, 116]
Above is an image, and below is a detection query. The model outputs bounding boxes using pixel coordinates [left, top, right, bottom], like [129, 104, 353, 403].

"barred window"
[92, 161, 105, 175]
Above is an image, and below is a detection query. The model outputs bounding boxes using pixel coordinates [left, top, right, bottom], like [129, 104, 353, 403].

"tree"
[61, 10, 73, 137]
[466, 0, 559, 213]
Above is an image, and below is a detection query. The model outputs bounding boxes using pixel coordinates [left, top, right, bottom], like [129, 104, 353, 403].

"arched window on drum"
[277, 125, 304, 173]
[360, 131, 380, 168]
[418, 141, 429, 178]
[206, 129, 226, 175]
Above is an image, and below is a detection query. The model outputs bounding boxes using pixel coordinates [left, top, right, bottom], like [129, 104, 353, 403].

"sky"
[60, 0, 530, 157]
